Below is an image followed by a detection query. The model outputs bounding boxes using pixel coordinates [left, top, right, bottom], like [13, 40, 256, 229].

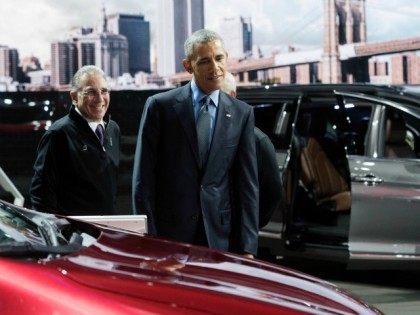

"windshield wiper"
[0, 241, 82, 258]
[39, 219, 59, 246]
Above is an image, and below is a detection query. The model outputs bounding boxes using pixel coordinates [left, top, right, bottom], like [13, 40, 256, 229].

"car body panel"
[349, 158, 420, 256]
[0, 201, 380, 315]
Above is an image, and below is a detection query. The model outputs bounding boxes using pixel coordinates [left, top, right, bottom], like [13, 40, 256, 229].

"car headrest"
[386, 112, 406, 144]
[297, 111, 327, 138]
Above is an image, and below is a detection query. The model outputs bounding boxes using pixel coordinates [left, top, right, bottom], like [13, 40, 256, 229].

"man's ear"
[70, 91, 78, 105]
[182, 59, 192, 73]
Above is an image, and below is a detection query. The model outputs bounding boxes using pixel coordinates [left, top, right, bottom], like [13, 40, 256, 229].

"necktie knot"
[95, 124, 105, 145]
[201, 95, 211, 111]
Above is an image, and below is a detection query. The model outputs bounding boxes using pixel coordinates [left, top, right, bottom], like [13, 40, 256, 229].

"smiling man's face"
[183, 39, 227, 94]
[70, 73, 110, 122]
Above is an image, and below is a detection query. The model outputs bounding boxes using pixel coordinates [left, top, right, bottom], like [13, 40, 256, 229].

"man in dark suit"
[31, 65, 120, 215]
[132, 29, 259, 257]
[222, 72, 282, 228]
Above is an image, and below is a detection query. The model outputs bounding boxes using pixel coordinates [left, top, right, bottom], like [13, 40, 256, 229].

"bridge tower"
[322, 0, 367, 83]
[337, 0, 366, 44]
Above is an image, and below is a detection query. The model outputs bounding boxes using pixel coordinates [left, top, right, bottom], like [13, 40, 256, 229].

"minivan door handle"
[351, 173, 384, 185]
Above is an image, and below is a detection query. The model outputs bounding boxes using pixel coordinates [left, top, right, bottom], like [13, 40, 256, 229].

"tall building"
[156, 0, 204, 76]
[100, 33, 129, 78]
[219, 16, 253, 59]
[108, 13, 151, 75]
[0, 46, 19, 81]
[73, 31, 129, 79]
[50, 8, 129, 86]
[50, 41, 77, 87]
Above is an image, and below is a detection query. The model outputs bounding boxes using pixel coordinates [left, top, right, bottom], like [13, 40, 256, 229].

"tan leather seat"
[385, 112, 415, 158]
[300, 137, 351, 212]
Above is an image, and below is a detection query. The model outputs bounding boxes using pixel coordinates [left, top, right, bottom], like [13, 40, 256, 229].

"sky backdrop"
[1, 0, 419, 66]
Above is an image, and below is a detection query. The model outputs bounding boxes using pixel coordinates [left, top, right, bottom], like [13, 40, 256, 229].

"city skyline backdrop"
[1, 0, 419, 67]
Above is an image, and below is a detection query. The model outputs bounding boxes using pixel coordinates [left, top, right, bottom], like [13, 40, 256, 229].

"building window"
[290, 65, 296, 84]
[310, 63, 319, 83]
[402, 56, 408, 83]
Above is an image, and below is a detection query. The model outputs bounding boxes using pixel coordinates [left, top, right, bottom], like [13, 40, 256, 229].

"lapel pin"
[82, 145, 88, 151]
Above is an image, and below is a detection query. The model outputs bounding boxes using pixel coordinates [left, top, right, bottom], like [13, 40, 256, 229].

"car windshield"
[0, 202, 45, 246]
[0, 201, 93, 259]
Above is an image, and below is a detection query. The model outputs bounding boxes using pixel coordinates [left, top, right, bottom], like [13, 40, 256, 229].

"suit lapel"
[204, 93, 233, 175]
[173, 84, 200, 168]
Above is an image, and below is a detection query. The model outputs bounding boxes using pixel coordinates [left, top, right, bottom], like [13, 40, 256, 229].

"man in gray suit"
[222, 72, 282, 228]
[132, 29, 259, 257]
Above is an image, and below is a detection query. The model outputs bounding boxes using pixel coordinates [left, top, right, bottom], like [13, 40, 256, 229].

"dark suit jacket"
[132, 83, 259, 255]
[30, 107, 120, 215]
[254, 127, 282, 228]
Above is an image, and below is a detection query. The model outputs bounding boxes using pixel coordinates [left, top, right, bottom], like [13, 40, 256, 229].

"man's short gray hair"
[71, 65, 106, 91]
[222, 72, 237, 94]
[184, 29, 225, 60]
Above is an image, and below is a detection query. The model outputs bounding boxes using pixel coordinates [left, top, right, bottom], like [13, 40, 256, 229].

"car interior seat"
[385, 110, 415, 158]
[299, 112, 351, 212]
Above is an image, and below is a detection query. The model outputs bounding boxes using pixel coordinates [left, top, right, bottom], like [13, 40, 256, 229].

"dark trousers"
[193, 215, 208, 247]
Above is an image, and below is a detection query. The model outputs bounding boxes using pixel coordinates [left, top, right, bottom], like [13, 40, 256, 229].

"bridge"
[171, 0, 420, 86]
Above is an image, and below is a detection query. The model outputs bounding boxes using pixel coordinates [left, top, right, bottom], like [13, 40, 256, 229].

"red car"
[0, 199, 381, 314]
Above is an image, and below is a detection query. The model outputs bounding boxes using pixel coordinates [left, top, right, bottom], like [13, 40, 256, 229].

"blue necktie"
[196, 96, 211, 169]
[95, 124, 105, 146]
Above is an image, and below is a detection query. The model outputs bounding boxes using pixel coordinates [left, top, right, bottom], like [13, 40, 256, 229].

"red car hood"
[0, 225, 381, 314]
[41, 226, 378, 315]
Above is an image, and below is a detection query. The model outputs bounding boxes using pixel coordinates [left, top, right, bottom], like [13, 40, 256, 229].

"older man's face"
[183, 40, 227, 94]
[71, 73, 110, 122]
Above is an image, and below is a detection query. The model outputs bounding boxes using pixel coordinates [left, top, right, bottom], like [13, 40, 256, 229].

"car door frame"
[240, 88, 303, 256]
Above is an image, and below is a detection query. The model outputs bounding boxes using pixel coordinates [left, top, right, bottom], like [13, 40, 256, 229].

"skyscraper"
[108, 13, 151, 75]
[219, 16, 253, 60]
[0, 46, 19, 81]
[73, 30, 129, 79]
[156, 0, 204, 77]
[50, 8, 129, 86]
[50, 41, 77, 87]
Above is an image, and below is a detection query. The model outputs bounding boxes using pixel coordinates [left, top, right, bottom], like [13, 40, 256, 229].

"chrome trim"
[351, 253, 420, 260]
[258, 231, 282, 239]
[0, 166, 24, 206]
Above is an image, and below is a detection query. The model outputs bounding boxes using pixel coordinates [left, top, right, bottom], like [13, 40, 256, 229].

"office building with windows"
[0, 46, 19, 81]
[219, 16, 253, 60]
[156, 0, 204, 76]
[50, 41, 77, 87]
[108, 13, 151, 75]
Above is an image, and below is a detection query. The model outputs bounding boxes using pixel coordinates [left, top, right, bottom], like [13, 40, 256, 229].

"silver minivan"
[238, 84, 420, 270]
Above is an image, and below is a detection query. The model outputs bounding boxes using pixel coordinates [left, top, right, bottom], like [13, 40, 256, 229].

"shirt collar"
[74, 106, 105, 131]
[191, 79, 219, 107]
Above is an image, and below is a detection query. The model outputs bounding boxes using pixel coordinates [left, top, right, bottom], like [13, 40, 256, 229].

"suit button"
[191, 214, 198, 221]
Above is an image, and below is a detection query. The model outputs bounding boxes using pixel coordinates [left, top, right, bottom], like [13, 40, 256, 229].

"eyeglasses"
[81, 88, 110, 98]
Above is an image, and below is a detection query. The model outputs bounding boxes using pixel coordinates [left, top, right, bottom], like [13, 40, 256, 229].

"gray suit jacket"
[132, 83, 259, 255]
